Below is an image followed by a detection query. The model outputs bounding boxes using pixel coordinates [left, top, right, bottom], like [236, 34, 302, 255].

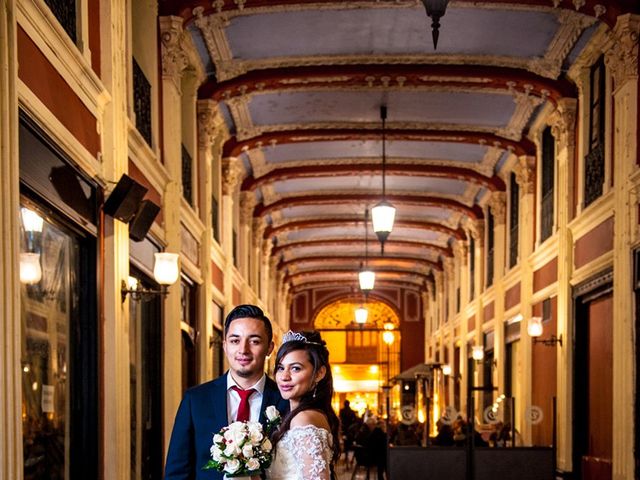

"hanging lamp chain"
[381, 105, 387, 197]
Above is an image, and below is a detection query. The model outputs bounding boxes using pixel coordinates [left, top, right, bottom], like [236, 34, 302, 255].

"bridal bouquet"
[203, 406, 281, 477]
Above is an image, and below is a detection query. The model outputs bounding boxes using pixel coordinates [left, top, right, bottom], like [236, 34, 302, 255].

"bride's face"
[275, 349, 325, 406]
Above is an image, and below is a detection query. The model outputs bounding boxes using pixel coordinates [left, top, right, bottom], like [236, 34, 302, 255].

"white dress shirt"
[226, 372, 266, 424]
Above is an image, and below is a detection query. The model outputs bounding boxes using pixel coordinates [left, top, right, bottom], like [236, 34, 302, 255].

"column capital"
[549, 98, 578, 150]
[159, 16, 190, 90]
[262, 238, 274, 263]
[221, 157, 245, 195]
[454, 240, 468, 266]
[252, 217, 266, 248]
[443, 257, 455, 279]
[514, 155, 536, 194]
[605, 14, 640, 88]
[489, 191, 507, 225]
[239, 191, 256, 226]
[197, 100, 224, 149]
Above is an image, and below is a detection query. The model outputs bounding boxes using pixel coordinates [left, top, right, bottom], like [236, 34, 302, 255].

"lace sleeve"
[287, 425, 332, 480]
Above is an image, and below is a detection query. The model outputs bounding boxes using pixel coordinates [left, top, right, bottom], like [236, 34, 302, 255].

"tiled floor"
[335, 455, 384, 480]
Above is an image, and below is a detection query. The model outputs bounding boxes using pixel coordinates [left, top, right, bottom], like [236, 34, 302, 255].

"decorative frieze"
[221, 157, 245, 195]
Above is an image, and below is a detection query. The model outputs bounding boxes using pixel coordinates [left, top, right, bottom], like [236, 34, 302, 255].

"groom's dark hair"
[224, 304, 273, 343]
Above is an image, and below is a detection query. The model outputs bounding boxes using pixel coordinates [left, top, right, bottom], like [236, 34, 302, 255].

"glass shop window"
[20, 203, 96, 479]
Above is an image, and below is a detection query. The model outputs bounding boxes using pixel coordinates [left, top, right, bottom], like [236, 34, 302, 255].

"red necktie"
[231, 386, 255, 422]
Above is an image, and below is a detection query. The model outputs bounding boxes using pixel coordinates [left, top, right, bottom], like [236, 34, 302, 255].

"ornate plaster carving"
[513, 155, 536, 194]
[222, 156, 245, 195]
[159, 16, 190, 89]
[489, 191, 507, 224]
[497, 83, 546, 141]
[605, 15, 640, 87]
[252, 217, 266, 247]
[549, 98, 578, 149]
[197, 100, 224, 149]
[239, 191, 256, 225]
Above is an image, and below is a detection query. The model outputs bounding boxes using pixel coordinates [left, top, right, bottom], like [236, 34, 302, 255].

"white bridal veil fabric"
[266, 425, 332, 480]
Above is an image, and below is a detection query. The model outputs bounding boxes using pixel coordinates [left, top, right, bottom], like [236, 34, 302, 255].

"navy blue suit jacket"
[164, 373, 289, 480]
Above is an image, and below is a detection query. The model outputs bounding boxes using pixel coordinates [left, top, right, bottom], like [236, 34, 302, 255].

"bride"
[263, 330, 340, 480]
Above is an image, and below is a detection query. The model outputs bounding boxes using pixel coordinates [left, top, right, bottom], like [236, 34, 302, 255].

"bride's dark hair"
[271, 331, 340, 476]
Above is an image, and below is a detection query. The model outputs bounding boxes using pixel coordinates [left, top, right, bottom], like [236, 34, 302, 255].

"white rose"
[224, 458, 241, 473]
[210, 446, 223, 462]
[224, 428, 246, 445]
[261, 438, 272, 452]
[242, 444, 254, 458]
[246, 457, 261, 471]
[248, 430, 263, 445]
[224, 443, 240, 457]
[265, 405, 280, 421]
[213, 433, 224, 444]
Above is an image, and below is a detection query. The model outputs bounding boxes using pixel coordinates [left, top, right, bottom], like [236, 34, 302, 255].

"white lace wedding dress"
[266, 425, 333, 480]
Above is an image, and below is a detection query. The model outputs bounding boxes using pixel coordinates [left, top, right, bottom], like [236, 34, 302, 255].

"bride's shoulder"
[290, 409, 330, 431]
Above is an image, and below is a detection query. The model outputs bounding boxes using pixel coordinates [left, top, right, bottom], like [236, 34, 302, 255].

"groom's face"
[223, 317, 274, 383]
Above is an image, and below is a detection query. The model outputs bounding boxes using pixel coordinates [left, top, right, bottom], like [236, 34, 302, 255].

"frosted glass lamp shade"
[355, 307, 368, 325]
[472, 345, 484, 361]
[371, 200, 396, 236]
[153, 253, 179, 285]
[21, 208, 44, 232]
[442, 364, 452, 376]
[359, 269, 375, 291]
[528, 317, 543, 338]
[20, 253, 42, 284]
[382, 330, 395, 345]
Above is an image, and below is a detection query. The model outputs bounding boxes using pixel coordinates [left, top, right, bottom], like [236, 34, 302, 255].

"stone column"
[196, 100, 224, 381]
[606, 15, 639, 480]
[101, 1, 133, 477]
[159, 14, 189, 452]
[549, 97, 577, 469]
[0, 1, 21, 477]
[488, 192, 507, 396]
[239, 191, 256, 286]
[513, 154, 536, 444]
[221, 156, 244, 305]
[470, 220, 486, 413]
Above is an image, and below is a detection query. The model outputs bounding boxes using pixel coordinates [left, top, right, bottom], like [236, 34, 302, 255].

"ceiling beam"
[242, 163, 506, 193]
[224, 128, 535, 158]
[278, 254, 442, 271]
[255, 193, 484, 220]
[271, 238, 453, 258]
[264, 218, 467, 241]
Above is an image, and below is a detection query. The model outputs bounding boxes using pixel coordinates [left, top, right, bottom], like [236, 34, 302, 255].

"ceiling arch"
[158, 0, 639, 299]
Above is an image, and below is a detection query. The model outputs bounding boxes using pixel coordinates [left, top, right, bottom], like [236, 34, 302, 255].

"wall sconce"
[471, 345, 484, 361]
[382, 330, 395, 345]
[528, 316, 562, 347]
[20, 252, 43, 284]
[442, 364, 452, 376]
[121, 252, 180, 302]
[21, 208, 44, 233]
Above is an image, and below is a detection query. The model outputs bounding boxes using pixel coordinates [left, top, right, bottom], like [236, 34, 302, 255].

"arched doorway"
[313, 297, 401, 419]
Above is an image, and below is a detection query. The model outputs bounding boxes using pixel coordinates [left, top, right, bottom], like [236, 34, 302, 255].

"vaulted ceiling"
[161, 0, 638, 295]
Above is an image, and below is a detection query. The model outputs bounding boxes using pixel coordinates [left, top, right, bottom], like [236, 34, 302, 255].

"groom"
[164, 304, 289, 480]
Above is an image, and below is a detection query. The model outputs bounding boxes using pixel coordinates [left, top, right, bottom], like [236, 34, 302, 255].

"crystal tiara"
[282, 330, 323, 346]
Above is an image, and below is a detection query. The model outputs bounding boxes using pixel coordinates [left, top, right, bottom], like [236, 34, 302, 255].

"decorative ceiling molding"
[223, 128, 536, 157]
[254, 193, 484, 220]
[271, 238, 453, 257]
[263, 218, 467, 241]
[278, 254, 442, 271]
[241, 163, 506, 192]
[199, 64, 576, 102]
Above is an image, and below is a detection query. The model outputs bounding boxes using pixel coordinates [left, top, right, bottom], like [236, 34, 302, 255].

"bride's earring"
[312, 384, 317, 398]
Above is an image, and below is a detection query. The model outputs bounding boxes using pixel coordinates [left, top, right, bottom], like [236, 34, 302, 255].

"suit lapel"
[211, 373, 229, 432]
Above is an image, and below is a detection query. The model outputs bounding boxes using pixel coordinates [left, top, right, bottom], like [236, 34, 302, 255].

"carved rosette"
[489, 192, 506, 224]
[514, 156, 536, 194]
[549, 98, 578, 150]
[239, 192, 256, 226]
[221, 157, 245, 195]
[605, 15, 640, 87]
[197, 100, 222, 149]
[159, 16, 190, 89]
